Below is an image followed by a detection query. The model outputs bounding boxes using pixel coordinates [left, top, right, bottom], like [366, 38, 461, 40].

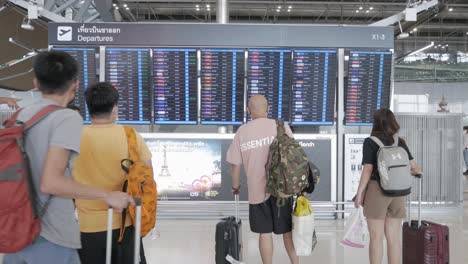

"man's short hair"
[33, 51, 79, 95]
[85, 82, 119, 117]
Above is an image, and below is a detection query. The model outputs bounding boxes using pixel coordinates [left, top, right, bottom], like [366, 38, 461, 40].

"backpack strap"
[370, 136, 385, 148]
[118, 126, 139, 243]
[24, 105, 63, 130]
[275, 119, 285, 137]
[123, 125, 139, 162]
[3, 109, 23, 127]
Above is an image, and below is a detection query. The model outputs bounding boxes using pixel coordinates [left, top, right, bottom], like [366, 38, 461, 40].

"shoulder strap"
[123, 125, 139, 161]
[275, 119, 285, 137]
[370, 136, 385, 148]
[24, 105, 63, 130]
[3, 109, 23, 127]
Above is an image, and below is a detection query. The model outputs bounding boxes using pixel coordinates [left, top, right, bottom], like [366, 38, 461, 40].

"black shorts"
[249, 196, 293, 235]
[79, 226, 146, 264]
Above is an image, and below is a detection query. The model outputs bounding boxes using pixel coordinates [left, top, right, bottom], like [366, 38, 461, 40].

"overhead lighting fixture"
[359, 6, 363, 10]
[125, 7, 129, 10]
[413, 28, 418, 32]
[466, 32, 468, 35]
[206, 4, 210, 8]
[278, 6, 282, 9]
[287, 9, 291, 12]
[356, 10, 360, 13]
[8, 37, 35, 52]
[366, 10, 369, 13]
[112, 3, 116, 7]
[196, 8, 200, 11]
[438, 44, 442, 47]
[288, 6, 292, 9]
[21, 17, 34, 31]
[196, 4, 199, 8]
[276, 9, 280, 12]
[369, 7, 373, 10]
[123, 4, 127, 8]
[397, 21, 409, 39]
[446, 44, 449, 47]
[407, 42, 435, 57]
[79, 0, 85, 3]
[115, 6, 119, 10]
[449, 7, 453, 12]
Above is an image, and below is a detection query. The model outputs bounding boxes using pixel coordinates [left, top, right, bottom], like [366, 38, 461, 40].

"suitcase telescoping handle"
[407, 174, 422, 229]
[235, 193, 239, 222]
[105, 198, 142, 264]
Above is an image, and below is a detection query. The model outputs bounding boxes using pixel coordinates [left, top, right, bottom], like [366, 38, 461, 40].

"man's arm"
[231, 164, 241, 194]
[40, 146, 134, 212]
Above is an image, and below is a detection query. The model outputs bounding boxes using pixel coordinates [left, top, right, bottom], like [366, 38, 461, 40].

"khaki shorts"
[363, 180, 406, 219]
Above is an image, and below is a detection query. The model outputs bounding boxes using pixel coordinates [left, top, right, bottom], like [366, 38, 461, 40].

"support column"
[216, 0, 228, 24]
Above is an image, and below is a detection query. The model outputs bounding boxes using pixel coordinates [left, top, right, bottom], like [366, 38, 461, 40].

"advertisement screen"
[145, 138, 223, 200]
[143, 134, 335, 202]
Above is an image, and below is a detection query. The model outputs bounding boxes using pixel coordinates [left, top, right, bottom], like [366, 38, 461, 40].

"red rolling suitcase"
[402, 177, 450, 264]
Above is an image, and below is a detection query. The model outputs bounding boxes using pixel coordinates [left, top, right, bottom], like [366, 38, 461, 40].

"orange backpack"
[119, 126, 157, 240]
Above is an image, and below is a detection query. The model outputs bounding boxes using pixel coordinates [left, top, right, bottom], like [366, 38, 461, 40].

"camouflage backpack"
[266, 120, 309, 206]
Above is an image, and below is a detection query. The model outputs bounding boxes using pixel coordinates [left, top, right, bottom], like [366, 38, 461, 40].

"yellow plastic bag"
[293, 196, 313, 217]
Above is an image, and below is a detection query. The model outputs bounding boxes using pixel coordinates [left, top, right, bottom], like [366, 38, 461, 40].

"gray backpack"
[371, 136, 412, 197]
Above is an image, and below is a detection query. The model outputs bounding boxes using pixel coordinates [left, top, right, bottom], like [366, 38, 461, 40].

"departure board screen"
[52, 47, 97, 121]
[247, 49, 292, 121]
[291, 50, 337, 125]
[153, 48, 198, 125]
[345, 51, 392, 126]
[105, 48, 151, 124]
[201, 49, 245, 125]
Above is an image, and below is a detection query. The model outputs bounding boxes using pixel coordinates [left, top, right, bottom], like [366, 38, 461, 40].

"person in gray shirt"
[3, 51, 134, 264]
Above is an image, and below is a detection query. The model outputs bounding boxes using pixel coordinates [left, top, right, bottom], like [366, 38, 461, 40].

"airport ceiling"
[117, 0, 468, 51]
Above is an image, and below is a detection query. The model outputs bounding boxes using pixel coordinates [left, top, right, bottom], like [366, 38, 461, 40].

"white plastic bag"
[292, 197, 317, 256]
[340, 207, 369, 248]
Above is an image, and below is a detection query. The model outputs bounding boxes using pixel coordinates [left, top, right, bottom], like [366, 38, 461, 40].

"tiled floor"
[143, 207, 467, 264]
[2, 185, 468, 264]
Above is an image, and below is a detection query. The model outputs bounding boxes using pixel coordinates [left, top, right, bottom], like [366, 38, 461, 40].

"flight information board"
[247, 49, 292, 121]
[153, 48, 198, 125]
[105, 48, 151, 124]
[291, 50, 337, 125]
[52, 47, 97, 120]
[201, 49, 245, 125]
[345, 51, 392, 126]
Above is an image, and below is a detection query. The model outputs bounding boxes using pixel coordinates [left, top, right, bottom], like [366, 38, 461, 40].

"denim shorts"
[3, 238, 80, 264]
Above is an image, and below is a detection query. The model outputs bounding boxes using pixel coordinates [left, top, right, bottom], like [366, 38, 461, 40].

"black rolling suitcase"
[106, 198, 143, 264]
[215, 194, 243, 264]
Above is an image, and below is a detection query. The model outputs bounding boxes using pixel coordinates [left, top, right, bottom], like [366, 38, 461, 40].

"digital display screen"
[153, 48, 198, 125]
[105, 48, 152, 124]
[146, 138, 224, 200]
[247, 49, 292, 121]
[52, 47, 97, 121]
[345, 51, 392, 126]
[143, 135, 333, 201]
[291, 50, 337, 125]
[201, 49, 245, 125]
